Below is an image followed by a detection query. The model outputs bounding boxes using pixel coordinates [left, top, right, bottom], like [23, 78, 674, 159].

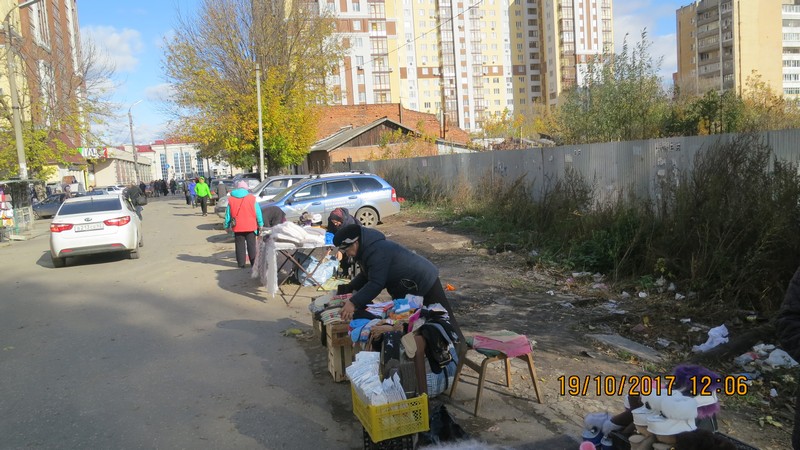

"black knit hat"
[333, 223, 361, 249]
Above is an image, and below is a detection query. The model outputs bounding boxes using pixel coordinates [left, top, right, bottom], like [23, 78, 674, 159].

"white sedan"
[49, 194, 143, 267]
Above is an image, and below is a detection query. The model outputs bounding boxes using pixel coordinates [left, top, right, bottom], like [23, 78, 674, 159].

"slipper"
[401, 332, 417, 358]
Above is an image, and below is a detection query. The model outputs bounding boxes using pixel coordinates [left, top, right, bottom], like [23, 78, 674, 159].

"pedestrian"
[139, 181, 147, 197]
[777, 265, 800, 450]
[215, 180, 229, 203]
[183, 180, 191, 205]
[194, 177, 211, 216]
[63, 184, 72, 198]
[170, 179, 177, 195]
[161, 180, 168, 197]
[224, 180, 264, 268]
[262, 205, 286, 227]
[188, 178, 197, 208]
[125, 184, 144, 220]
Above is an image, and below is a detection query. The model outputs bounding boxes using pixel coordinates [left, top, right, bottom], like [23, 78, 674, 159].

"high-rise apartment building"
[325, 0, 613, 132]
[675, 0, 800, 98]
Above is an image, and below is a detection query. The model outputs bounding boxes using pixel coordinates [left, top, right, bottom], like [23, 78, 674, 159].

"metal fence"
[335, 129, 800, 203]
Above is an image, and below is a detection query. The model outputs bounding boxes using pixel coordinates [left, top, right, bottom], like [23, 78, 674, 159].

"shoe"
[238, 264, 246, 268]
[203, 213, 207, 216]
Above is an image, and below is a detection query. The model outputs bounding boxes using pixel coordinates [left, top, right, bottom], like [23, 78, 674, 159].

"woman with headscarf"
[224, 181, 264, 268]
[327, 208, 360, 277]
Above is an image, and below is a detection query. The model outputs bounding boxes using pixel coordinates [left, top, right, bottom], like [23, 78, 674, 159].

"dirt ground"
[368, 210, 791, 450]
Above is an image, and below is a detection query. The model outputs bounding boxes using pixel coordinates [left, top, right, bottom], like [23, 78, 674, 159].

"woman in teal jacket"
[224, 181, 264, 268]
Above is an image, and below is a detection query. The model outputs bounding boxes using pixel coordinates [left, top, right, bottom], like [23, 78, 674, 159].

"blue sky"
[77, 0, 686, 146]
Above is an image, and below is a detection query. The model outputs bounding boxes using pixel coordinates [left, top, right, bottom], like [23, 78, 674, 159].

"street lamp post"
[4, 0, 44, 180]
[128, 100, 143, 183]
[255, 63, 265, 181]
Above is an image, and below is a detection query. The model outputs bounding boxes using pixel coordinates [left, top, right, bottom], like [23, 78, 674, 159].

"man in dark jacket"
[777, 266, 800, 449]
[125, 184, 144, 220]
[333, 224, 462, 336]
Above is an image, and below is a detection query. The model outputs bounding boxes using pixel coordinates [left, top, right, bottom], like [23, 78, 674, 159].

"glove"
[337, 283, 353, 295]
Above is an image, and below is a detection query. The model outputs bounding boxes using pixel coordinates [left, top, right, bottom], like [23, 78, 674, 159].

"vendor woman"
[334, 224, 463, 337]
[335, 224, 464, 396]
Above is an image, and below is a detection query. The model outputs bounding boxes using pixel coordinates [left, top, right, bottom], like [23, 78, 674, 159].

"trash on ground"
[656, 338, 672, 348]
[638, 291, 648, 298]
[667, 282, 677, 292]
[675, 293, 686, 301]
[692, 324, 729, 353]
[680, 318, 692, 324]
[620, 291, 631, 299]
[558, 301, 574, 308]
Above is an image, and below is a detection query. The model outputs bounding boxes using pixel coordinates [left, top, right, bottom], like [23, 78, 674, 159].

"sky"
[77, 0, 687, 146]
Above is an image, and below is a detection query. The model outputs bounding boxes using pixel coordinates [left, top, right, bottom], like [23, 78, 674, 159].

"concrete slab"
[586, 333, 662, 362]
[430, 238, 472, 251]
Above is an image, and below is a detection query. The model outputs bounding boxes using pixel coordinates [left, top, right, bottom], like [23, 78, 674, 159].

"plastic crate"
[362, 427, 414, 450]
[351, 384, 429, 443]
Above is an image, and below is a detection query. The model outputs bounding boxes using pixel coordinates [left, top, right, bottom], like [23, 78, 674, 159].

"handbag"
[229, 198, 244, 228]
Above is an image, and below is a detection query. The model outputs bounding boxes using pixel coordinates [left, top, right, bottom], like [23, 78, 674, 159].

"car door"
[321, 179, 361, 217]
[282, 181, 325, 221]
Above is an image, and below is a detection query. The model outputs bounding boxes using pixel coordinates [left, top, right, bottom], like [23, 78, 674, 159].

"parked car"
[261, 172, 400, 227]
[33, 193, 69, 219]
[96, 185, 126, 194]
[49, 194, 143, 267]
[214, 175, 303, 218]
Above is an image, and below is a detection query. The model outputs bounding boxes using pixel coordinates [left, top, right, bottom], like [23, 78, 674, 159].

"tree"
[556, 31, 670, 144]
[163, 0, 345, 174]
[739, 71, 800, 132]
[0, 32, 116, 179]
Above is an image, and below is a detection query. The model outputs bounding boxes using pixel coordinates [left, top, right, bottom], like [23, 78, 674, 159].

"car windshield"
[271, 184, 299, 201]
[58, 198, 122, 215]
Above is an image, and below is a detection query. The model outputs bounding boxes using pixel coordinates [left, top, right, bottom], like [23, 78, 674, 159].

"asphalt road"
[0, 196, 360, 449]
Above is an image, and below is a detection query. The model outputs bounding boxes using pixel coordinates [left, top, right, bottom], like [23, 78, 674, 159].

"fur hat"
[672, 364, 721, 418]
[333, 223, 361, 249]
[647, 394, 698, 436]
[632, 389, 669, 426]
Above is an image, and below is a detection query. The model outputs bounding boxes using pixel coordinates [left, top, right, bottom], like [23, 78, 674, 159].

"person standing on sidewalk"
[194, 177, 211, 216]
[224, 181, 263, 268]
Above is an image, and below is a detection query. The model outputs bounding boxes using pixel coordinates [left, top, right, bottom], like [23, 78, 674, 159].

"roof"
[310, 117, 417, 153]
[316, 104, 470, 145]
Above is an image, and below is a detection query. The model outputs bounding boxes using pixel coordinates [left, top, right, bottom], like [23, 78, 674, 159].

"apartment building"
[325, 0, 613, 132]
[675, 0, 800, 98]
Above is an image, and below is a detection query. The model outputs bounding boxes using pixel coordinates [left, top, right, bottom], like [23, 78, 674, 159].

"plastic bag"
[417, 403, 469, 446]
[297, 256, 339, 286]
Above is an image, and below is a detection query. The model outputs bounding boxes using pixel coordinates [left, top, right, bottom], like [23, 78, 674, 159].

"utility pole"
[128, 100, 143, 183]
[256, 63, 265, 181]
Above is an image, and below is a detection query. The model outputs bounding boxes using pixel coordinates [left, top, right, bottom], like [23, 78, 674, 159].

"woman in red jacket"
[224, 181, 264, 268]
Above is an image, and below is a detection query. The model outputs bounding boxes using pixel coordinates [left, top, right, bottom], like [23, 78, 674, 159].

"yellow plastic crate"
[351, 384, 429, 443]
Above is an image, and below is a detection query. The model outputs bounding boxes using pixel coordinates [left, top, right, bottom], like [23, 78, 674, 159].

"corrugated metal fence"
[335, 129, 800, 203]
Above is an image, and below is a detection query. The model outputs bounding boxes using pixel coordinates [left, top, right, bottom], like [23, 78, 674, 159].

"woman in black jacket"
[326, 207, 358, 234]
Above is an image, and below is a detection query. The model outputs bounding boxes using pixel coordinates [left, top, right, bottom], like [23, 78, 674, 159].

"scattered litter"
[546, 290, 555, 296]
[675, 293, 686, 301]
[753, 344, 776, 356]
[424, 226, 434, 232]
[656, 338, 672, 348]
[734, 352, 758, 366]
[638, 291, 648, 298]
[765, 349, 799, 368]
[631, 324, 647, 334]
[688, 326, 702, 333]
[692, 324, 729, 353]
[667, 282, 677, 292]
[282, 328, 304, 337]
[655, 276, 666, 287]
[601, 301, 627, 315]
[746, 314, 758, 322]
[528, 250, 539, 258]
[680, 318, 692, 324]
[736, 372, 761, 381]
[572, 271, 592, 278]
[620, 291, 631, 299]
[591, 283, 608, 290]
[558, 301, 574, 308]
[770, 388, 778, 398]
[592, 273, 604, 282]
[445, 283, 457, 291]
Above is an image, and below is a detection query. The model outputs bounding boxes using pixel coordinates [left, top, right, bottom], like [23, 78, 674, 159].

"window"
[353, 177, 382, 192]
[326, 180, 354, 196]
[353, 1, 361, 11]
[356, 56, 364, 65]
[353, 20, 362, 31]
[294, 183, 324, 200]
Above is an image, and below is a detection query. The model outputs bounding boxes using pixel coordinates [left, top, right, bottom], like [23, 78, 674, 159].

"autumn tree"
[556, 31, 670, 144]
[163, 0, 344, 174]
[0, 32, 116, 179]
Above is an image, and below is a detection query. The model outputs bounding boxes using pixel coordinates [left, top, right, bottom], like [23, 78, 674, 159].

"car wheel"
[52, 256, 66, 268]
[356, 207, 379, 227]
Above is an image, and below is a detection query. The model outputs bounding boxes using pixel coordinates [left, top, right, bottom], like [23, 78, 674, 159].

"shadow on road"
[36, 250, 132, 269]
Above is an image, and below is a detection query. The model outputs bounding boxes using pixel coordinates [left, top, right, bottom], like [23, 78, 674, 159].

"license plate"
[74, 223, 104, 232]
